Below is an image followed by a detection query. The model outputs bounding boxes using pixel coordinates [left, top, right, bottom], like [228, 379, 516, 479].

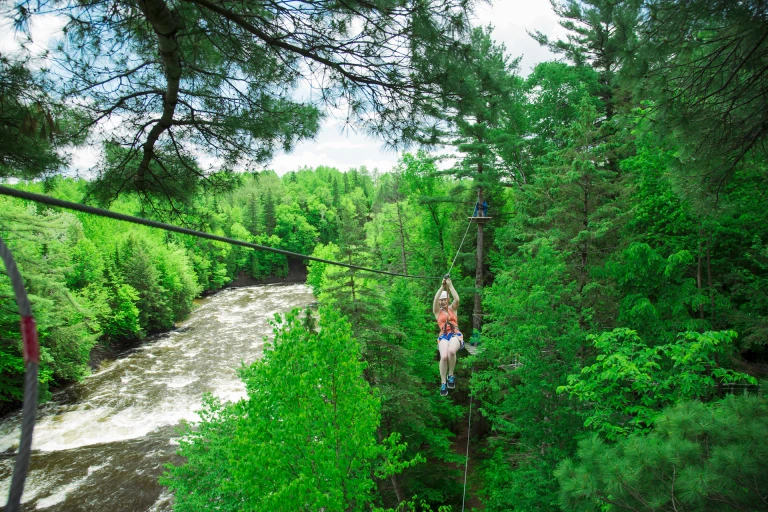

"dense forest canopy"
[1, 0, 768, 510]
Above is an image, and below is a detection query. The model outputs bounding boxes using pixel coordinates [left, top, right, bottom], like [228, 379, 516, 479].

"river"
[0, 284, 315, 511]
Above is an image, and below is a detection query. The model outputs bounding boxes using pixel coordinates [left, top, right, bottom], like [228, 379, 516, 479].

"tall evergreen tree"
[633, 0, 768, 196]
[557, 395, 768, 511]
[0, 56, 70, 179]
[244, 192, 262, 235]
[263, 190, 276, 236]
[436, 26, 520, 333]
[331, 176, 341, 206]
[473, 93, 627, 510]
[119, 235, 173, 332]
[530, 0, 641, 176]
[530, 0, 641, 122]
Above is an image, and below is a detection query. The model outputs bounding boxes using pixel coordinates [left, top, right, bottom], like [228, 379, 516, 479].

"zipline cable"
[461, 393, 473, 512]
[0, 237, 40, 512]
[447, 220, 473, 277]
[0, 186, 442, 280]
[0, 186, 479, 506]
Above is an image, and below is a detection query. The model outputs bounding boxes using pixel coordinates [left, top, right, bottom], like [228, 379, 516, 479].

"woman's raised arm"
[433, 281, 445, 316]
[445, 278, 459, 310]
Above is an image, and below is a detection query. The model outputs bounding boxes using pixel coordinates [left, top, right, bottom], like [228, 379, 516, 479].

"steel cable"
[0, 187, 480, 509]
[0, 236, 39, 512]
[447, 220, 472, 277]
[0, 186, 441, 280]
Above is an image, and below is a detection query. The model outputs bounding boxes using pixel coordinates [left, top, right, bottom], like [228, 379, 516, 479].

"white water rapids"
[0, 284, 315, 511]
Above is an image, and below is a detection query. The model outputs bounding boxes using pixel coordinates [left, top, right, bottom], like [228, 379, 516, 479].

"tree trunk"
[375, 428, 404, 504]
[473, 185, 484, 336]
[136, 0, 182, 188]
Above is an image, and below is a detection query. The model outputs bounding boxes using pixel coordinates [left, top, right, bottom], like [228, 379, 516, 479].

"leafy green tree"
[398, 152, 453, 267]
[559, 328, 756, 439]
[274, 203, 318, 256]
[263, 190, 277, 236]
[65, 236, 105, 290]
[309, 249, 464, 507]
[522, 61, 602, 162]
[224, 221, 252, 276]
[0, 200, 97, 401]
[619, 113, 768, 353]
[606, 243, 707, 342]
[162, 307, 419, 511]
[99, 265, 141, 340]
[556, 395, 768, 512]
[474, 239, 585, 510]
[306, 242, 339, 295]
[118, 234, 174, 332]
[154, 242, 200, 319]
[249, 234, 288, 278]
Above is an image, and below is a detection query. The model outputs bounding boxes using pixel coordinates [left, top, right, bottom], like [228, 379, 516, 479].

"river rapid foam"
[0, 283, 315, 511]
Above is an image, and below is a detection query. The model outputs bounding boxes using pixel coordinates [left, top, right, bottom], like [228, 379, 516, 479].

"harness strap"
[439, 307, 458, 335]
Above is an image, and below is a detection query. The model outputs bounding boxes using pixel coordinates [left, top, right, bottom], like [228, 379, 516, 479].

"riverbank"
[91, 261, 308, 368]
[209, 259, 308, 290]
[0, 269, 310, 419]
[0, 284, 318, 510]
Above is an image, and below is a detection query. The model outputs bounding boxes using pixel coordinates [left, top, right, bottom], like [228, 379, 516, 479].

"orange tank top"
[437, 307, 459, 334]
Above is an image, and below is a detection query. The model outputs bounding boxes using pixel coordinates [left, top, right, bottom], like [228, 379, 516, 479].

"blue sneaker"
[440, 383, 448, 396]
[447, 375, 456, 389]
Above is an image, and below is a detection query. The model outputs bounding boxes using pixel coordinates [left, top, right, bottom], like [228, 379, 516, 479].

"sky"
[0, 0, 567, 177]
[268, 0, 566, 175]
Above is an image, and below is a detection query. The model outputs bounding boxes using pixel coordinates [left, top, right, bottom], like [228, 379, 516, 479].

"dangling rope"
[0, 237, 40, 512]
[461, 393, 474, 512]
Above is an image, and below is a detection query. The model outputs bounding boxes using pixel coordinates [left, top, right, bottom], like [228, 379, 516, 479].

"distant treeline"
[0, 166, 377, 404]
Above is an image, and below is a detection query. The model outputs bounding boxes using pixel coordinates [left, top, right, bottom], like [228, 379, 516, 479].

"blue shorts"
[438, 332, 464, 350]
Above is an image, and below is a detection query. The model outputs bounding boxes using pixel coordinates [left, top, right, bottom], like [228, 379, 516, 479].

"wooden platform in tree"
[465, 343, 483, 355]
[468, 216, 492, 223]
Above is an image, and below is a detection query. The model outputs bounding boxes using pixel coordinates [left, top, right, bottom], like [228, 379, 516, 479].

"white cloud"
[473, 0, 566, 75]
[268, 124, 401, 174]
[314, 139, 368, 151]
[68, 145, 100, 177]
[0, 13, 67, 64]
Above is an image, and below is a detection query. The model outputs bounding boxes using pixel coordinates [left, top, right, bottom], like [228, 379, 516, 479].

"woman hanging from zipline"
[433, 277, 464, 396]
